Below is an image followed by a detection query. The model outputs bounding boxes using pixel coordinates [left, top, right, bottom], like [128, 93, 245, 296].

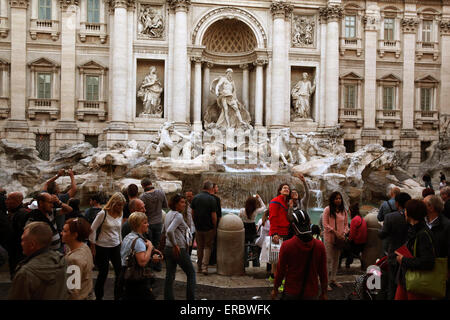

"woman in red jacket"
[344, 203, 367, 268]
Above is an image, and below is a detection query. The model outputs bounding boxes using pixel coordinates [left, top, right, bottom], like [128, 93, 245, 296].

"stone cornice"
[319, 5, 343, 23]
[270, 1, 293, 20]
[9, 0, 29, 8]
[402, 17, 419, 33]
[441, 20, 450, 35]
[168, 0, 191, 12]
[253, 58, 268, 67]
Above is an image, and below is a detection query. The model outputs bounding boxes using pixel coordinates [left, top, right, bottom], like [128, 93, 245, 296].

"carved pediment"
[0, 58, 10, 65]
[378, 73, 401, 83]
[415, 75, 439, 84]
[28, 57, 59, 69]
[340, 72, 363, 81]
[78, 60, 108, 71]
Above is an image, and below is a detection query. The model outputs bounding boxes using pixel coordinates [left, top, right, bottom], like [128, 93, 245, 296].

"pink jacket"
[322, 206, 349, 245]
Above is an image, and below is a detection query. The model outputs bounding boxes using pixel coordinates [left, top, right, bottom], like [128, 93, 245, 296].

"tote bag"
[405, 232, 448, 298]
[268, 236, 283, 264]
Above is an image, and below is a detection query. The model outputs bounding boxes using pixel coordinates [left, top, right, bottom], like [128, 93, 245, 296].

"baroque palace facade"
[0, 0, 449, 171]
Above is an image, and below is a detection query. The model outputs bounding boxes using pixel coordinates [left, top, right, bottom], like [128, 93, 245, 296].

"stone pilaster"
[57, 0, 79, 133]
[318, 8, 327, 127]
[440, 19, 450, 115]
[362, 9, 379, 133]
[192, 56, 202, 132]
[167, 6, 175, 121]
[253, 59, 267, 128]
[240, 64, 249, 109]
[169, 0, 190, 128]
[270, 1, 292, 129]
[202, 62, 213, 115]
[7, 0, 29, 135]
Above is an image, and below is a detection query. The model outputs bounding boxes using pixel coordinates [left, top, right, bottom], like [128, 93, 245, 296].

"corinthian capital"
[9, 0, 29, 8]
[441, 20, 450, 36]
[168, 0, 191, 12]
[270, 1, 293, 19]
[60, 0, 79, 11]
[110, 0, 128, 9]
[402, 17, 419, 33]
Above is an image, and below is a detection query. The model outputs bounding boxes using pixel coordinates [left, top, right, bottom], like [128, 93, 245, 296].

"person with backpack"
[377, 186, 400, 222]
[89, 192, 126, 300]
[271, 209, 328, 300]
[84, 193, 103, 225]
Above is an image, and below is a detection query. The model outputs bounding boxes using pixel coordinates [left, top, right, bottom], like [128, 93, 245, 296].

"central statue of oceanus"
[204, 68, 252, 130]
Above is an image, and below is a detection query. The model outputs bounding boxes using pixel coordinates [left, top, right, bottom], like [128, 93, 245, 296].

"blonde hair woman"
[120, 211, 163, 300]
[89, 192, 126, 300]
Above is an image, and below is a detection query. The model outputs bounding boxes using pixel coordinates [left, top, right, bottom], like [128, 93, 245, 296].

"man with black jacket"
[441, 186, 450, 220]
[424, 195, 450, 299]
[379, 192, 411, 300]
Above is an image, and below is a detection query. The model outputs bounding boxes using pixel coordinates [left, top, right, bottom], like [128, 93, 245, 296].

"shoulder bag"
[269, 236, 283, 264]
[123, 235, 153, 282]
[333, 212, 347, 250]
[405, 231, 448, 298]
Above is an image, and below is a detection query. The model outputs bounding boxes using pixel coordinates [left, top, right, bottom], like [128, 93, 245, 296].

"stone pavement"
[0, 249, 364, 300]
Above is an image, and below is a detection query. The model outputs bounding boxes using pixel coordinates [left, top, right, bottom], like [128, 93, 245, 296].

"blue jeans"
[146, 223, 162, 248]
[164, 246, 196, 300]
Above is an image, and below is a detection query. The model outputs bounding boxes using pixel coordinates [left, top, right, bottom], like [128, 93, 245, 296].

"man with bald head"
[121, 199, 146, 239]
[424, 194, 450, 298]
[8, 222, 68, 300]
[5, 192, 29, 278]
[377, 186, 401, 222]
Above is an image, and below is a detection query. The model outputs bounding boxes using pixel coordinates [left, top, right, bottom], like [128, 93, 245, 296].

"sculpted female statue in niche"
[137, 66, 163, 117]
[291, 72, 316, 119]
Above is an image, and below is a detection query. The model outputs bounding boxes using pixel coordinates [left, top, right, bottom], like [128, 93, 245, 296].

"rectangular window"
[36, 134, 50, 161]
[384, 18, 395, 41]
[37, 73, 51, 99]
[344, 85, 356, 109]
[383, 140, 393, 149]
[421, 141, 432, 163]
[420, 88, 432, 111]
[86, 75, 99, 101]
[383, 87, 395, 110]
[344, 140, 355, 153]
[345, 16, 356, 38]
[87, 0, 100, 23]
[38, 0, 52, 21]
[422, 20, 432, 43]
[85, 135, 99, 148]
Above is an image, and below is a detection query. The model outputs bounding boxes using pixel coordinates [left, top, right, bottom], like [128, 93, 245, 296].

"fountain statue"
[137, 66, 163, 118]
[291, 72, 315, 119]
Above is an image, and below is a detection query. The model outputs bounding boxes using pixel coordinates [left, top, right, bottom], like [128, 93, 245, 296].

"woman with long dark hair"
[343, 203, 367, 268]
[322, 191, 349, 291]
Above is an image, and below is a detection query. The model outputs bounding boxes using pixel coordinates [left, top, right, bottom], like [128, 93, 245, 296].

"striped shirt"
[27, 209, 61, 250]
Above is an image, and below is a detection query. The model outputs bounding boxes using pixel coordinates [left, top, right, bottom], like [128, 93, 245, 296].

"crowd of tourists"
[0, 167, 449, 301]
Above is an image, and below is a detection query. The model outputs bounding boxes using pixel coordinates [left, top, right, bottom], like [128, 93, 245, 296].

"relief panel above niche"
[137, 3, 165, 40]
[292, 15, 316, 48]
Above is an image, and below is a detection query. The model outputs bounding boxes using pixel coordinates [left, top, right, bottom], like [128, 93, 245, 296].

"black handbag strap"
[299, 240, 315, 299]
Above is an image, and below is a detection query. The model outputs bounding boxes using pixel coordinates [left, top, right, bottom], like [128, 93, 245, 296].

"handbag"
[333, 214, 347, 250]
[405, 231, 448, 298]
[269, 236, 283, 264]
[123, 236, 153, 282]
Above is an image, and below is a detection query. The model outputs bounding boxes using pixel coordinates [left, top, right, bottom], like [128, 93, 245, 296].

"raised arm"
[43, 169, 65, 191]
[67, 169, 77, 198]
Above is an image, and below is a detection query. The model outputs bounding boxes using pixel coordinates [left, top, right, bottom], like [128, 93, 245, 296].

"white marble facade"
[0, 0, 449, 170]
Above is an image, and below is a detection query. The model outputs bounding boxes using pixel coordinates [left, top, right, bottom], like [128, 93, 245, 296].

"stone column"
[167, 7, 175, 121]
[270, 1, 292, 129]
[192, 57, 202, 132]
[240, 64, 249, 109]
[440, 19, 450, 115]
[169, 0, 190, 128]
[58, 0, 78, 126]
[202, 62, 212, 113]
[323, 3, 342, 128]
[109, 0, 128, 128]
[318, 11, 327, 127]
[253, 59, 266, 128]
[401, 17, 419, 131]
[362, 8, 379, 131]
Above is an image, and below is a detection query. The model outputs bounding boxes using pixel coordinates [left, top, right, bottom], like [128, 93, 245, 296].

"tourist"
[269, 182, 291, 279]
[5, 192, 29, 278]
[440, 179, 447, 190]
[256, 209, 271, 275]
[84, 193, 103, 225]
[122, 198, 146, 239]
[322, 191, 349, 291]
[8, 222, 68, 300]
[184, 190, 196, 255]
[287, 177, 309, 239]
[423, 173, 433, 190]
[120, 211, 162, 300]
[66, 198, 86, 220]
[395, 199, 436, 300]
[343, 203, 367, 268]
[89, 192, 125, 300]
[43, 168, 77, 233]
[377, 186, 400, 222]
[123, 184, 139, 223]
[140, 178, 168, 271]
[191, 181, 217, 275]
[440, 172, 446, 185]
[0, 190, 11, 272]
[423, 195, 450, 298]
[239, 194, 266, 267]
[378, 192, 411, 300]
[163, 194, 196, 300]
[441, 186, 450, 219]
[422, 188, 435, 199]
[209, 183, 222, 266]
[271, 210, 328, 300]
[26, 192, 71, 251]
[62, 217, 94, 300]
